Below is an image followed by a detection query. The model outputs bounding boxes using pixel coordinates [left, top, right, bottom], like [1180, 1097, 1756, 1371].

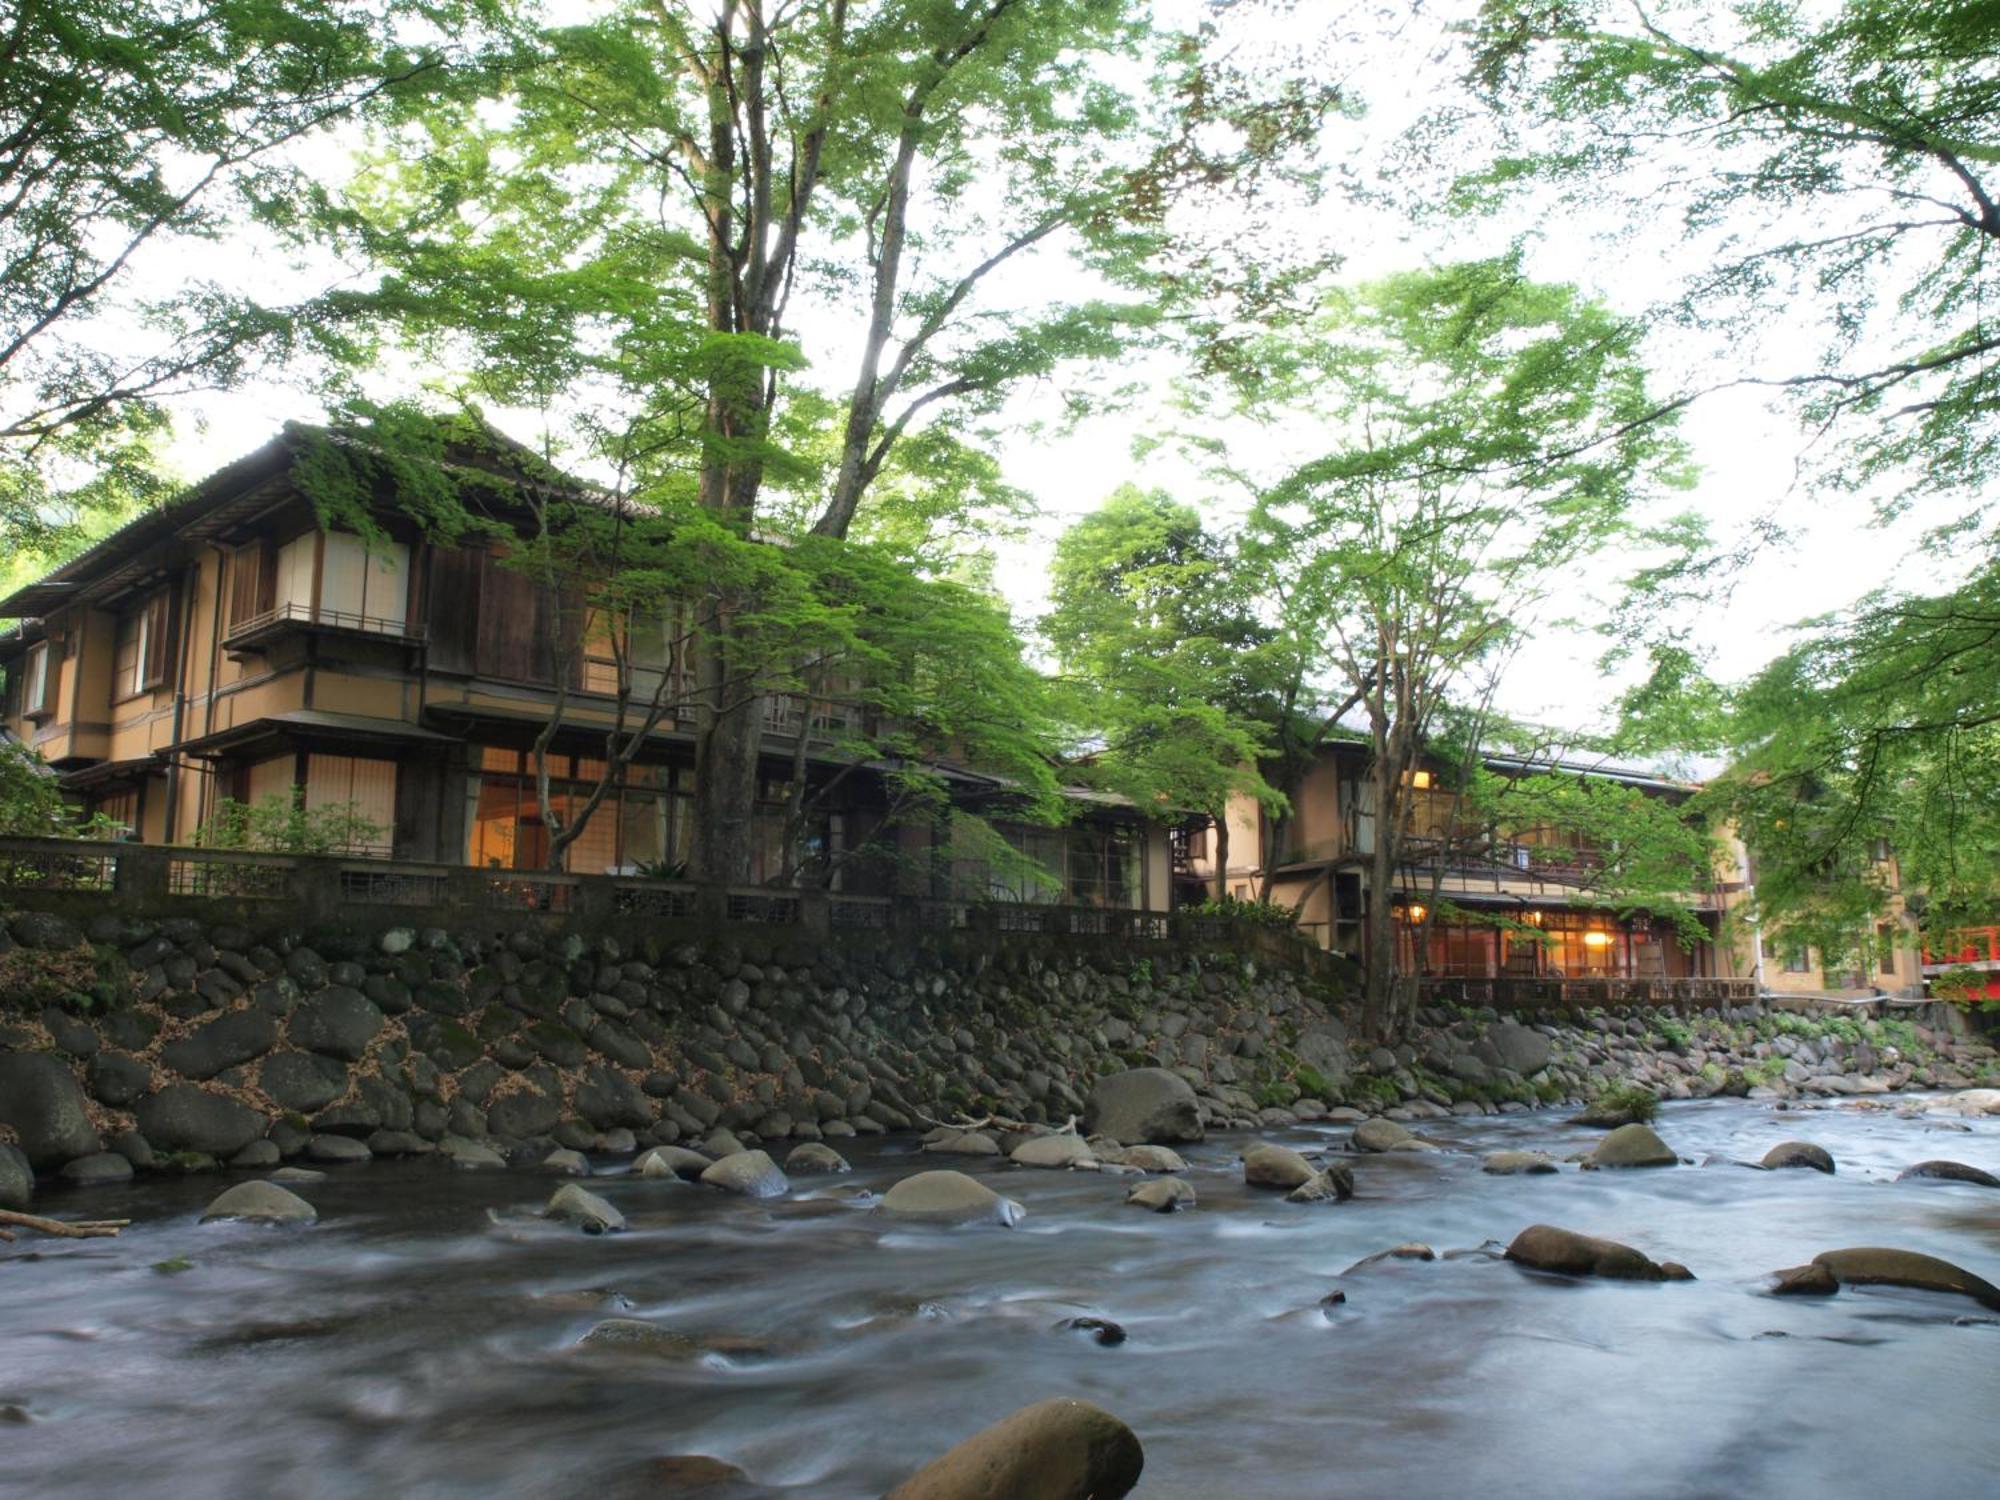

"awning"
[60, 754, 167, 790]
[177, 710, 459, 759]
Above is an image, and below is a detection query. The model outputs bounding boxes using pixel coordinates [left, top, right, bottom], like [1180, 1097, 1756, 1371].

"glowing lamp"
[1582, 931, 1613, 948]
[1405, 904, 1427, 924]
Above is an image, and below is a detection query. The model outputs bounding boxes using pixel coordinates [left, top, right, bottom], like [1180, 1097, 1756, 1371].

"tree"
[330, 0, 1339, 884]
[1447, 0, 2000, 938]
[0, 0, 490, 557]
[1042, 486, 1275, 896]
[1230, 258, 1691, 1035]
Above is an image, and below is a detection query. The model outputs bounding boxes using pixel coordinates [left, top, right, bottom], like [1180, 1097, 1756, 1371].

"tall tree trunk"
[1212, 810, 1230, 902]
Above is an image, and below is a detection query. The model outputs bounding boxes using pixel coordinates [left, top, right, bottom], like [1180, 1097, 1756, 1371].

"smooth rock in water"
[1761, 1140, 1835, 1173]
[637, 1145, 713, 1180]
[597, 1128, 638, 1156]
[1588, 1123, 1677, 1169]
[1808, 1247, 2000, 1311]
[1483, 1150, 1559, 1175]
[0, 1144, 32, 1209]
[1343, 1242, 1437, 1274]
[701, 1129, 749, 1159]
[1108, 1144, 1186, 1173]
[1769, 1262, 1840, 1297]
[1897, 1159, 2000, 1189]
[1352, 1118, 1433, 1154]
[1505, 1223, 1691, 1282]
[546, 1183, 626, 1234]
[269, 1167, 326, 1183]
[699, 1149, 788, 1198]
[885, 1397, 1143, 1500]
[1083, 1067, 1204, 1145]
[1287, 1166, 1354, 1204]
[923, 1130, 1001, 1157]
[544, 1148, 591, 1176]
[230, 1139, 282, 1169]
[785, 1142, 851, 1175]
[1942, 1088, 2000, 1117]
[59, 1151, 134, 1186]
[601, 1454, 776, 1499]
[576, 1319, 699, 1358]
[441, 1136, 507, 1169]
[306, 1133, 371, 1165]
[200, 1180, 317, 1225]
[1124, 1177, 1195, 1213]
[1243, 1142, 1316, 1190]
[1055, 1316, 1126, 1346]
[879, 1169, 1024, 1227]
[1011, 1134, 1096, 1170]
[135, 1084, 266, 1158]
[367, 1130, 432, 1158]
[0, 1054, 101, 1168]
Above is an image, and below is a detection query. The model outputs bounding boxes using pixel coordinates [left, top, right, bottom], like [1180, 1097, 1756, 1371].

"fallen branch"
[0, 1209, 129, 1239]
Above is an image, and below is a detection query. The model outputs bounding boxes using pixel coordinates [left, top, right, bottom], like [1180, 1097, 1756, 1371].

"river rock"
[1941, 1088, 2000, 1116]
[1011, 1134, 1097, 1170]
[160, 1008, 278, 1080]
[0, 1053, 101, 1169]
[1803, 1247, 2000, 1311]
[1761, 1140, 1835, 1173]
[1483, 1150, 1559, 1175]
[1352, 1118, 1433, 1154]
[1083, 1067, 1203, 1145]
[135, 1083, 266, 1157]
[0, 1144, 32, 1209]
[1243, 1142, 1317, 1190]
[200, 1180, 317, 1225]
[785, 1142, 851, 1174]
[637, 1145, 713, 1180]
[257, 1051, 351, 1113]
[885, 1397, 1143, 1500]
[546, 1183, 626, 1234]
[285, 986, 384, 1062]
[86, 1050, 153, 1107]
[1108, 1144, 1186, 1173]
[923, 1130, 1002, 1157]
[701, 1129, 749, 1158]
[1769, 1262, 1840, 1297]
[1287, 1166, 1354, 1204]
[306, 1133, 371, 1164]
[1125, 1177, 1195, 1213]
[700, 1149, 788, 1197]
[1897, 1160, 2000, 1188]
[230, 1140, 282, 1169]
[1588, 1123, 1677, 1169]
[543, 1148, 591, 1175]
[59, 1151, 134, 1186]
[1486, 1021, 1552, 1075]
[1505, 1224, 1691, 1282]
[575, 1319, 700, 1358]
[1343, 1242, 1437, 1273]
[879, 1169, 1024, 1227]
[441, 1136, 507, 1169]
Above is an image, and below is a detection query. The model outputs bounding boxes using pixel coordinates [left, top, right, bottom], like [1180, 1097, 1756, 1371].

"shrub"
[1585, 1081, 1659, 1123]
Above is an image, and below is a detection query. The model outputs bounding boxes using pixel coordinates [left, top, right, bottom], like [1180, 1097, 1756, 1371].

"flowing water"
[4, 1098, 1997, 1499]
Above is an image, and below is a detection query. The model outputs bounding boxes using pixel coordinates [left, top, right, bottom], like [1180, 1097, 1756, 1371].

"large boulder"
[1083, 1068, 1203, 1145]
[0, 1054, 100, 1169]
[1761, 1141, 1835, 1174]
[785, 1141, 851, 1175]
[1243, 1142, 1317, 1190]
[160, 1008, 278, 1080]
[1486, 1022, 1553, 1076]
[1803, 1247, 2000, 1311]
[486, 1086, 562, 1141]
[135, 1083, 267, 1157]
[1588, 1123, 1678, 1169]
[885, 1398, 1143, 1500]
[1897, 1160, 2000, 1188]
[699, 1149, 788, 1198]
[200, 1179, 317, 1225]
[0, 1143, 35, 1208]
[1506, 1224, 1692, 1282]
[86, 1050, 153, 1107]
[879, 1169, 1024, 1227]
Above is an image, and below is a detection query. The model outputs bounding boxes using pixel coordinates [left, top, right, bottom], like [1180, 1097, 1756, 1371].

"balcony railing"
[1922, 926, 2000, 973]
[225, 600, 426, 649]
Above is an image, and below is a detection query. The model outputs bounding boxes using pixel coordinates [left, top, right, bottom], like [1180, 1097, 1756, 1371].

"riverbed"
[4, 1097, 1997, 1499]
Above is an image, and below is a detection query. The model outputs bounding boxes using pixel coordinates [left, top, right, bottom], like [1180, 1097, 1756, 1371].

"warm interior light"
[1405, 904, 1427, 924]
[1523, 911, 1543, 926]
[1582, 931, 1613, 948]
[1409, 770, 1433, 789]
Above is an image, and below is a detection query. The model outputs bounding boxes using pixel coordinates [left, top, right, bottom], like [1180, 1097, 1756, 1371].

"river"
[4, 1097, 1996, 1498]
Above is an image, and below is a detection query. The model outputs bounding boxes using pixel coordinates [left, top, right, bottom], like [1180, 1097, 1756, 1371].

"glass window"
[463, 749, 681, 875]
[22, 643, 50, 716]
[114, 609, 145, 699]
[1876, 923, 1896, 975]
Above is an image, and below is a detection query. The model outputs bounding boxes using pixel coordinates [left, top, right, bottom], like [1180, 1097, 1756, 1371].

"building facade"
[1, 425, 1173, 911]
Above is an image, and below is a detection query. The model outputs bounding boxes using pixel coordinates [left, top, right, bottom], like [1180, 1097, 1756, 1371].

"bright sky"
[116, 0, 1958, 746]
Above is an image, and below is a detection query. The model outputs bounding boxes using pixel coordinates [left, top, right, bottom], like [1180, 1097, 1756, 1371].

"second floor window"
[113, 592, 173, 699]
[234, 531, 409, 635]
[20, 642, 54, 719]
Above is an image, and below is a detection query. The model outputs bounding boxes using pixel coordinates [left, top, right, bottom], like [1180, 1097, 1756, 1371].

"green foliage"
[0, 942, 129, 1016]
[0, 741, 120, 840]
[1182, 897, 1302, 931]
[193, 794, 387, 857]
[1293, 1065, 1336, 1100]
[1651, 1017, 1693, 1050]
[1585, 1081, 1659, 1123]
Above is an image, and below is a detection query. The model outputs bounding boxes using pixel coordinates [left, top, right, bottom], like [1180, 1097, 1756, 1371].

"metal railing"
[225, 600, 426, 645]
